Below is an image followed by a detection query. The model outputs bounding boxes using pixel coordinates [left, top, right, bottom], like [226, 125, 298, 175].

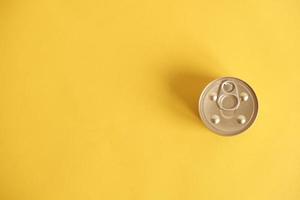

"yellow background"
[1, 0, 300, 199]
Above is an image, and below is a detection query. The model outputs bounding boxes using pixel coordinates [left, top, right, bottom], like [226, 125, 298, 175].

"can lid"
[198, 77, 258, 136]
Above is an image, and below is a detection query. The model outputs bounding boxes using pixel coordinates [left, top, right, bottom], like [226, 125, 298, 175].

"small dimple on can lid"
[198, 77, 258, 136]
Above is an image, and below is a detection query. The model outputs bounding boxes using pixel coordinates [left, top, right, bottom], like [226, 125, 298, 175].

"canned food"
[198, 77, 258, 136]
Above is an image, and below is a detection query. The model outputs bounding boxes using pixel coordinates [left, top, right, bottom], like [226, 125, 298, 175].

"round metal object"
[198, 77, 258, 136]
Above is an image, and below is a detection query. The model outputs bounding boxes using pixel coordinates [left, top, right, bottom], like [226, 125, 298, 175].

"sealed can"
[198, 77, 258, 136]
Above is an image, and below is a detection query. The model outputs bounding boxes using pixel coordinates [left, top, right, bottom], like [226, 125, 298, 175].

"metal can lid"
[198, 77, 258, 136]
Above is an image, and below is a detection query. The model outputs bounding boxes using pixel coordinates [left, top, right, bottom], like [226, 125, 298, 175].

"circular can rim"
[198, 77, 259, 136]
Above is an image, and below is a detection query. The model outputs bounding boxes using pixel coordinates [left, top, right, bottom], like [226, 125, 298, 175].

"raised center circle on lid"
[222, 81, 235, 93]
[221, 95, 238, 109]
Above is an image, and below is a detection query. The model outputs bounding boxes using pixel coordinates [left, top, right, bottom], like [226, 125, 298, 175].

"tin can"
[198, 77, 258, 136]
